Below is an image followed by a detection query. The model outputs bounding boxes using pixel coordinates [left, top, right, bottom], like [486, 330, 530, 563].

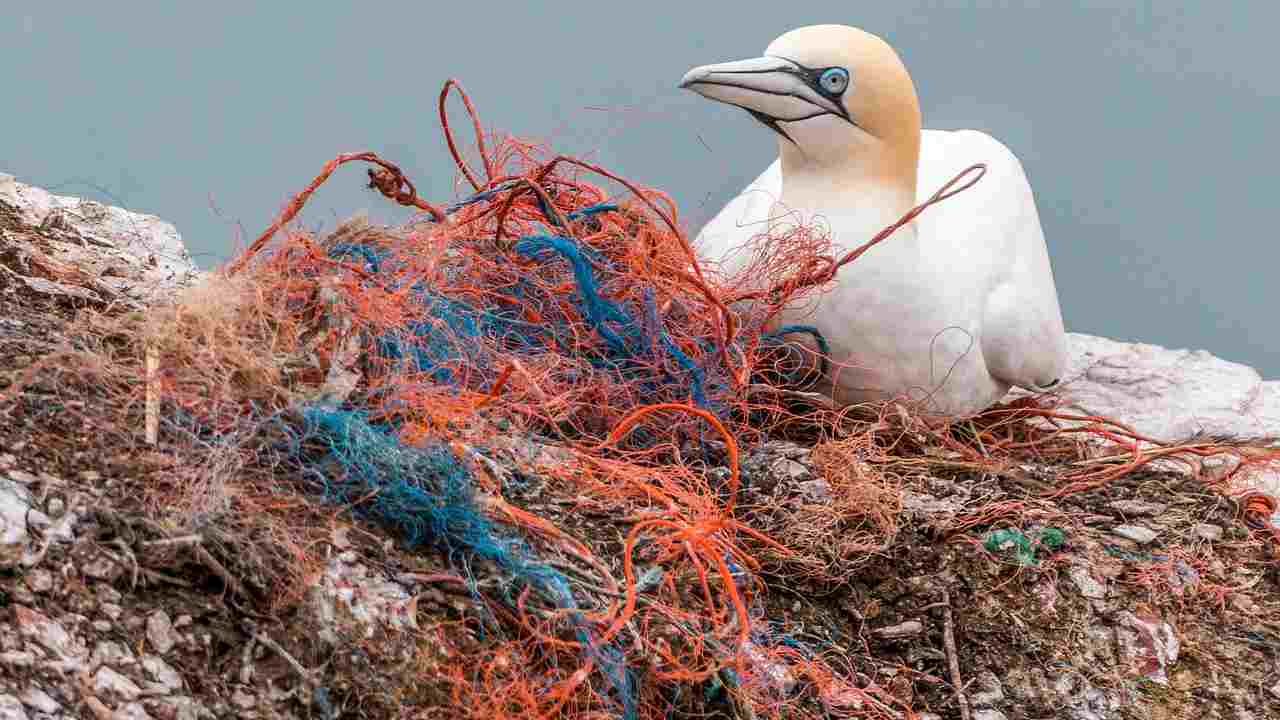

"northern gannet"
[680, 24, 1068, 417]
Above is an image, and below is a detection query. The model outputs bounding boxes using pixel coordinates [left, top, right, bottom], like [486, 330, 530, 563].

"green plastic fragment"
[984, 527, 1066, 565]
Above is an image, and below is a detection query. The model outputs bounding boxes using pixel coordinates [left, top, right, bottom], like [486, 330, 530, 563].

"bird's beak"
[679, 55, 847, 126]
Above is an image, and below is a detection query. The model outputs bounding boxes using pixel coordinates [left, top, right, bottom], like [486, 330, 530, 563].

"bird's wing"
[693, 159, 782, 277]
[920, 129, 1068, 390]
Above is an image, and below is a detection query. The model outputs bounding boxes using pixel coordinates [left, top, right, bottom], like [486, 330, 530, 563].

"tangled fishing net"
[29, 80, 1279, 719]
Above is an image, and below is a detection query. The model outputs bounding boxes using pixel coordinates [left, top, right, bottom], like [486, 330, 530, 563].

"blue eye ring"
[818, 67, 850, 95]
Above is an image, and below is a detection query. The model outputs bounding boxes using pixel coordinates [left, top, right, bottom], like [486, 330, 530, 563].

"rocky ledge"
[0, 173, 199, 306]
[1, 173, 1277, 719]
[1046, 333, 1279, 446]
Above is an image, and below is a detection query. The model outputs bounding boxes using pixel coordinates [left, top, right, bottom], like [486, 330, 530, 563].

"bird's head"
[681, 24, 921, 191]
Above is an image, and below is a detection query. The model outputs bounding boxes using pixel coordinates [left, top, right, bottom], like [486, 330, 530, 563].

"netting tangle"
[94, 79, 1277, 718]
[280, 405, 637, 716]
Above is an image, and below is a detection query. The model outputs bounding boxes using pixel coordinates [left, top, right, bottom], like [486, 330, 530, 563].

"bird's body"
[681, 25, 1067, 417]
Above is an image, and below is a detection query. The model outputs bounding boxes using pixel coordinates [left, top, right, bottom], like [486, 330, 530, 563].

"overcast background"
[3, 2, 1276, 376]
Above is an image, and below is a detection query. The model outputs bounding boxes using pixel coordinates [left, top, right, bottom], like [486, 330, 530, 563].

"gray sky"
[4, 2, 1276, 377]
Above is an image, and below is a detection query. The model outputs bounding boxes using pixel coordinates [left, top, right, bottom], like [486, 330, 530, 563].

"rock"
[22, 509, 53, 535]
[1229, 593, 1258, 615]
[0, 478, 32, 568]
[1111, 525, 1159, 545]
[0, 623, 18, 651]
[14, 606, 83, 660]
[1192, 523, 1225, 542]
[4, 469, 38, 484]
[794, 479, 831, 502]
[45, 496, 65, 516]
[871, 620, 923, 640]
[230, 689, 256, 711]
[156, 697, 205, 720]
[41, 508, 77, 545]
[0, 695, 27, 720]
[754, 440, 810, 460]
[113, 703, 155, 720]
[1039, 333, 1280, 442]
[82, 552, 125, 582]
[740, 442, 812, 492]
[23, 568, 53, 593]
[902, 491, 963, 514]
[94, 666, 144, 702]
[7, 584, 35, 606]
[1115, 612, 1179, 685]
[1107, 500, 1166, 516]
[19, 688, 60, 715]
[0, 172, 199, 304]
[1040, 665, 1121, 719]
[971, 670, 1005, 707]
[91, 641, 136, 670]
[1015, 333, 1280, 505]
[1167, 560, 1201, 596]
[769, 457, 811, 484]
[1068, 563, 1107, 600]
[12, 274, 101, 301]
[146, 611, 176, 655]
[741, 640, 797, 695]
[307, 554, 416, 645]
[141, 655, 184, 693]
[818, 678, 867, 713]
[1033, 574, 1060, 612]
[0, 651, 35, 668]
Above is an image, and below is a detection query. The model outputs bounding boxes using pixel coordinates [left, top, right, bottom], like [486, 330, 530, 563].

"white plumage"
[682, 24, 1067, 417]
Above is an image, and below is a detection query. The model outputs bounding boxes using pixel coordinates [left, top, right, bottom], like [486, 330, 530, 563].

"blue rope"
[515, 234, 638, 355]
[761, 324, 831, 384]
[328, 243, 387, 273]
[286, 405, 636, 718]
[515, 235, 711, 408]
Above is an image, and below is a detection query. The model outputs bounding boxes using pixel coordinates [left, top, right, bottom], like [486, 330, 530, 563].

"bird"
[679, 24, 1068, 418]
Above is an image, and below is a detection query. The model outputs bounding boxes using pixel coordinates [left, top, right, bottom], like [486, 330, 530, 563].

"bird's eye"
[818, 67, 849, 95]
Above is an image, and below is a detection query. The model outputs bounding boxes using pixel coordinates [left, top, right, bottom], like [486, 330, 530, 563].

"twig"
[395, 572, 468, 586]
[141, 534, 203, 549]
[144, 343, 159, 445]
[193, 542, 248, 598]
[941, 589, 972, 720]
[99, 543, 194, 590]
[967, 418, 988, 458]
[546, 560, 629, 601]
[743, 383, 837, 409]
[110, 538, 141, 591]
[253, 630, 313, 683]
[252, 628, 336, 720]
[141, 569, 194, 588]
[239, 636, 257, 685]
